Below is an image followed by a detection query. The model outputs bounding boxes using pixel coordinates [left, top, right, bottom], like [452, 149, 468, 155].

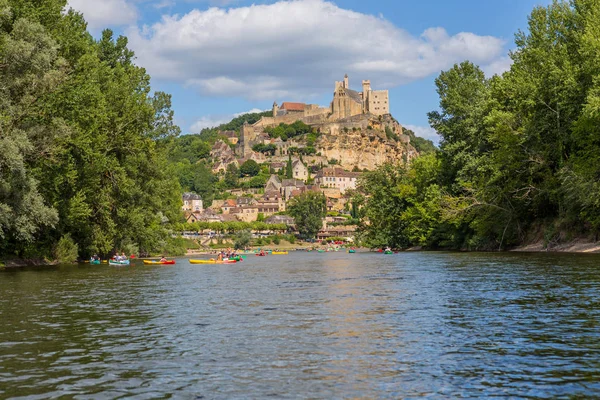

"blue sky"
[68, 0, 551, 143]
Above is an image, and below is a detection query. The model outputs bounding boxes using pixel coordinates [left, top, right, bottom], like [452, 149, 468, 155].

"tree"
[233, 230, 252, 250]
[240, 159, 260, 177]
[287, 192, 326, 239]
[286, 154, 293, 179]
[224, 164, 240, 187]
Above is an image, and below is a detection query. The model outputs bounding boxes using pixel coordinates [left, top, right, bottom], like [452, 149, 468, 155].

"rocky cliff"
[313, 114, 418, 170]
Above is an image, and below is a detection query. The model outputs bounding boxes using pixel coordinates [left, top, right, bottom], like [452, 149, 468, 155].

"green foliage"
[224, 164, 240, 187]
[287, 191, 327, 239]
[252, 143, 276, 155]
[288, 146, 316, 155]
[357, 1, 600, 250]
[264, 120, 313, 141]
[55, 234, 78, 264]
[233, 230, 252, 250]
[403, 129, 437, 154]
[240, 159, 260, 176]
[385, 126, 399, 141]
[286, 155, 293, 179]
[0, 1, 184, 259]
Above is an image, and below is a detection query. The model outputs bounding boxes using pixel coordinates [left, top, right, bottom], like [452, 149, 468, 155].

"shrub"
[55, 234, 78, 264]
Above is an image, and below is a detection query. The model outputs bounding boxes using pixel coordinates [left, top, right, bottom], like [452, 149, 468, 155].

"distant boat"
[271, 251, 288, 255]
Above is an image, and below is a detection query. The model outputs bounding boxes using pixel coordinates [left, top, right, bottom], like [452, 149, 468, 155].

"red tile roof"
[280, 102, 306, 111]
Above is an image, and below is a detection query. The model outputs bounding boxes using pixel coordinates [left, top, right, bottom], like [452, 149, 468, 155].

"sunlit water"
[1, 251, 600, 398]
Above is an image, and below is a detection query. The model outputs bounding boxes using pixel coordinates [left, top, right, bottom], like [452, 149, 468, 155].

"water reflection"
[1, 252, 600, 398]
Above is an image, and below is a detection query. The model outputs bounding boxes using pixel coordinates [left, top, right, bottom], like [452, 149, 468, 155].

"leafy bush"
[55, 234, 78, 264]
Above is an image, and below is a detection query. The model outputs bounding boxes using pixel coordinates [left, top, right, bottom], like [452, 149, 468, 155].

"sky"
[67, 0, 552, 144]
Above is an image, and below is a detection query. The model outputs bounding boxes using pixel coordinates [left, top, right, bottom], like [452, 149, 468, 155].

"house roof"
[292, 159, 305, 169]
[282, 179, 305, 187]
[223, 199, 237, 207]
[344, 88, 363, 105]
[182, 192, 201, 201]
[280, 102, 306, 111]
[315, 167, 360, 179]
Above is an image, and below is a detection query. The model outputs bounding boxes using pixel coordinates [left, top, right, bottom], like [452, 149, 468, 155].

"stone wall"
[368, 90, 389, 115]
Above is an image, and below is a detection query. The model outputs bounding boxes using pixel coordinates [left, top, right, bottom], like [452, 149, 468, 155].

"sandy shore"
[510, 239, 600, 253]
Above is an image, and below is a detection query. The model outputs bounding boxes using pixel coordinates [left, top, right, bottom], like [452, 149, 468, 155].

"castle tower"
[272, 102, 279, 117]
[343, 74, 349, 89]
[239, 121, 255, 157]
[362, 80, 371, 113]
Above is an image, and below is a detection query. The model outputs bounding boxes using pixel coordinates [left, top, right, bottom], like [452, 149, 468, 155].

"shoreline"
[4, 240, 600, 268]
[509, 239, 600, 253]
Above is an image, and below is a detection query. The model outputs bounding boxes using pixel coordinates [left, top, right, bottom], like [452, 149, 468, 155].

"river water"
[1, 251, 600, 398]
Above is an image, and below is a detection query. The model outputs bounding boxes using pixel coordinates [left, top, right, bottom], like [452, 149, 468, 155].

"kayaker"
[160, 256, 167, 262]
[121, 252, 127, 260]
[217, 252, 223, 261]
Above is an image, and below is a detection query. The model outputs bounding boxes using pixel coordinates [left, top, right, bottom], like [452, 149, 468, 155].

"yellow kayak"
[143, 260, 176, 265]
[189, 259, 237, 264]
[271, 251, 288, 255]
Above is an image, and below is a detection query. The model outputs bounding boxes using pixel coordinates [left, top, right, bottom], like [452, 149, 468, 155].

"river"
[1, 251, 600, 398]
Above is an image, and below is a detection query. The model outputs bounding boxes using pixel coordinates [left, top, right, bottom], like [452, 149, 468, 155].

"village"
[178, 74, 416, 244]
[181, 162, 360, 243]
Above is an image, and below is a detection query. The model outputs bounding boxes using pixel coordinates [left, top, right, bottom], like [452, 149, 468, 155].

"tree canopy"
[0, 0, 183, 258]
[358, 0, 600, 251]
[287, 191, 326, 239]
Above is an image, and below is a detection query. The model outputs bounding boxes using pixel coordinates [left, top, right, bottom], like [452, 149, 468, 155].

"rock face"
[312, 114, 418, 170]
[316, 129, 417, 170]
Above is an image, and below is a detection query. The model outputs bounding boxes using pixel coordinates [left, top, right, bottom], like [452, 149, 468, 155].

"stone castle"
[238, 75, 395, 156]
[269, 74, 389, 124]
[212, 74, 413, 171]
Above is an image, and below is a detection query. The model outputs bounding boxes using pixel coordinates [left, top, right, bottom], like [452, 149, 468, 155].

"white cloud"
[67, 0, 138, 30]
[154, 0, 176, 9]
[404, 124, 440, 146]
[190, 115, 231, 132]
[234, 108, 266, 117]
[126, 0, 506, 100]
[482, 55, 513, 77]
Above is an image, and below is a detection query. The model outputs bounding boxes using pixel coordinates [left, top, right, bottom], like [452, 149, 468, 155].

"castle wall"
[368, 90, 389, 115]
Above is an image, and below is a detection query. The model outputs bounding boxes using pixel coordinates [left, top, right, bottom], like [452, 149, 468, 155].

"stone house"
[220, 130, 238, 145]
[265, 175, 282, 192]
[314, 167, 360, 194]
[265, 214, 295, 226]
[221, 199, 237, 214]
[231, 205, 259, 222]
[281, 178, 305, 200]
[292, 159, 308, 181]
[182, 192, 203, 212]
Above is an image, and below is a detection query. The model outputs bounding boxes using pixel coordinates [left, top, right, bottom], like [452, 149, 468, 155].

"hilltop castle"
[236, 75, 399, 160]
[270, 74, 389, 122]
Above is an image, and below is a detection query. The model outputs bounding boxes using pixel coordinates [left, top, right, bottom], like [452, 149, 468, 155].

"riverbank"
[511, 239, 600, 253]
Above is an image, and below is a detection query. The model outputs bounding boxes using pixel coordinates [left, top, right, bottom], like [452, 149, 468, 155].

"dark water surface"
[1, 252, 600, 398]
